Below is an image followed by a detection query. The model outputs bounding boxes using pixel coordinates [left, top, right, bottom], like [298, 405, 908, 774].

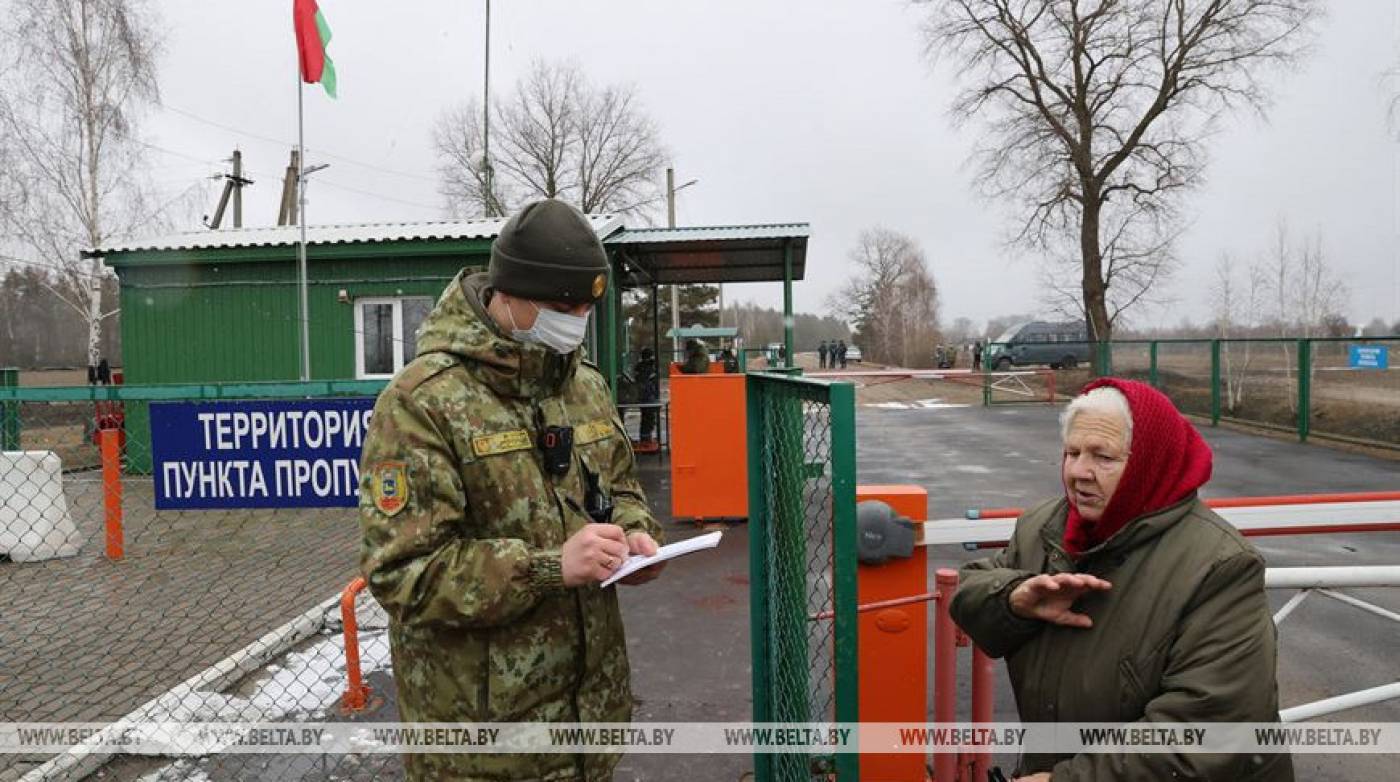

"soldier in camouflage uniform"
[359, 198, 665, 781]
[680, 338, 710, 374]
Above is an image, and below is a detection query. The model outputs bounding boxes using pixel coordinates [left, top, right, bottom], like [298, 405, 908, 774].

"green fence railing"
[0, 379, 389, 474]
[1105, 337, 1399, 449]
[746, 372, 859, 781]
[977, 337, 1399, 449]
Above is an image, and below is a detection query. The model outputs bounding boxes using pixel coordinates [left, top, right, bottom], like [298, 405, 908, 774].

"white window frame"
[353, 297, 432, 379]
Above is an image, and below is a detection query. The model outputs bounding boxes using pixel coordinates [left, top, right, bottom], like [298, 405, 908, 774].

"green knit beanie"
[489, 199, 610, 303]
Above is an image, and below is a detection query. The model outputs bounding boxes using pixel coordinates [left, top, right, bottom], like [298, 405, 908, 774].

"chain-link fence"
[1099, 337, 1400, 448]
[972, 337, 1398, 449]
[0, 378, 401, 782]
[745, 373, 858, 782]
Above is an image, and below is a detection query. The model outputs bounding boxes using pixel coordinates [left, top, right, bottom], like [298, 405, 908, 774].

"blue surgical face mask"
[509, 301, 590, 354]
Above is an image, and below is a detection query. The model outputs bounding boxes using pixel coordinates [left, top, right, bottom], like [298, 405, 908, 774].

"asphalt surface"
[858, 402, 1399, 780]
[88, 400, 1399, 782]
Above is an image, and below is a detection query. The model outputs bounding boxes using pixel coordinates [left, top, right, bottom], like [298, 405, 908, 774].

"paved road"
[858, 402, 1399, 780]
[45, 401, 1400, 782]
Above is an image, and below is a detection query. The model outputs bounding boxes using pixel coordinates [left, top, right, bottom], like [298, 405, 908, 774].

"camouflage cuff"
[528, 551, 567, 593]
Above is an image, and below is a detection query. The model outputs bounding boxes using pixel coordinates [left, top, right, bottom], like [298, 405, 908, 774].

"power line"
[157, 101, 439, 183]
[314, 179, 442, 212]
[235, 164, 442, 212]
[139, 139, 442, 214]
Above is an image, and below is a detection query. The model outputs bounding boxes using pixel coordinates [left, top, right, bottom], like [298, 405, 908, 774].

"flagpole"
[296, 74, 312, 382]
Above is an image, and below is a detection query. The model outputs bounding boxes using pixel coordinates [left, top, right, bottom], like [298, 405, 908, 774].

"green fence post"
[1210, 340, 1221, 427]
[1, 367, 19, 450]
[1298, 339, 1311, 443]
[828, 382, 860, 781]
[1148, 342, 1159, 388]
[744, 376, 773, 782]
[782, 242, 795, 369]
[1095, 341, 1110, 376]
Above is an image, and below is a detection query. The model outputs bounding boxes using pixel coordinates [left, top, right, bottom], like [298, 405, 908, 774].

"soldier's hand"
[561, 523, 629, 587]
[619, 532, 663, 585]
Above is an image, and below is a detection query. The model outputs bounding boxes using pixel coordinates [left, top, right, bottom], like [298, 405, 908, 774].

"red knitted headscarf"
[1063, 378, 1214, 558]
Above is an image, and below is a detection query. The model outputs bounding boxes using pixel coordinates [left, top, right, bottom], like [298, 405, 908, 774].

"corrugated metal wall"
[115, 247, 489, 384]
[110, 244, 488, 473]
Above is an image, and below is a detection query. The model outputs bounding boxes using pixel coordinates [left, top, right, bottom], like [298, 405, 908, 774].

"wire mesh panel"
[0, 380, 401, 781]
[1104, 341, 1152, 384]
[1306, 338, 1399, 447]
[1147, 340, 1215, 420]
[1214, 339, 1301, 433]
[747, 373, 857, 782]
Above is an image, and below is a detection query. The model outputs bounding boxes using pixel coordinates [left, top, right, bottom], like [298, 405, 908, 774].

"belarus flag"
[293, 0, 337, 98]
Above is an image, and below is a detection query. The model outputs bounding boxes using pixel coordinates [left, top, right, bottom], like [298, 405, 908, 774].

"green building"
[93, 218, 610, 384]
[90, 218, 809, 389]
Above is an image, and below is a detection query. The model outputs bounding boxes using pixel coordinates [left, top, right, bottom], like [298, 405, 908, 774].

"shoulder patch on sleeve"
[369, 459, 409, 516]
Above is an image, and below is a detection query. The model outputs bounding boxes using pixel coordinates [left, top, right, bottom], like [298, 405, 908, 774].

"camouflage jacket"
[359, 271, 662, 782]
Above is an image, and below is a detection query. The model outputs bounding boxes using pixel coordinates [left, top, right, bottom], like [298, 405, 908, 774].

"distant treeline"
[725, 301, 850, 351]
[0, 267, 121, 370]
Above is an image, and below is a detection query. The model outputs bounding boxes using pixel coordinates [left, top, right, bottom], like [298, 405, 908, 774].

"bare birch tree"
[0, 0, 165, 368]
[1261, 222, 1346, 411]
[435, 60, 667, 219]
[432, 99, 505, 218]
[1211, 253, 1266, 412]
[920, 0, 1319, 347]
[825, 228, 941, 366]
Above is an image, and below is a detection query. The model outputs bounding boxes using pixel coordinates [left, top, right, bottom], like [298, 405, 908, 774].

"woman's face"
[1062, 410, 1131, 522]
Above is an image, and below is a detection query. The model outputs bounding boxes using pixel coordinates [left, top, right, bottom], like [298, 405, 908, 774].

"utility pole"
[208, 149, 254, 229]
[667, 168, 679, 357]
[482, 0, 497, 217]
[231, 150, 248, 228]
[665, 168, 698, 357]
[277, 149, 300, 226]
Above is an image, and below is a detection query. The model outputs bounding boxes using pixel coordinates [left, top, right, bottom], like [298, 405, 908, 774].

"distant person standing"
[719, 345, 739, 374]
[837, 340, 848, 369]
[818, 340, 829, 369]
[973, 340, 984, 371]
[635, 347, 659, 445]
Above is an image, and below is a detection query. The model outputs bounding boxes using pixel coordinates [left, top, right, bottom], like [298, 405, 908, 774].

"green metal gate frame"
[746, 372, 859, 781]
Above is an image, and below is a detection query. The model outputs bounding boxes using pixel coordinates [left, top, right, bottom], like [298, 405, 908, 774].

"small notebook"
[601, 531, 723, 587]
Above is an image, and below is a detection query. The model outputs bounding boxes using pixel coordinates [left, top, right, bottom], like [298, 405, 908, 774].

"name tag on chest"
[471, 429, 533, 457]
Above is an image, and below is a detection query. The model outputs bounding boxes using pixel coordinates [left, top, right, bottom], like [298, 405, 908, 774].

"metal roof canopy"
[84, 216, 625, 259]
[665, 326, 739, 339]
[605, 224, 809, 285]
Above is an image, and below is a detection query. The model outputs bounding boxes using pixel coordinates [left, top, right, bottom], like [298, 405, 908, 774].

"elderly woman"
[950, 378, 1291, 781]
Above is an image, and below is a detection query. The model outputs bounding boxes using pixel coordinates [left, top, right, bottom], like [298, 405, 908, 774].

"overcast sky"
[144, 0, 1399, 331]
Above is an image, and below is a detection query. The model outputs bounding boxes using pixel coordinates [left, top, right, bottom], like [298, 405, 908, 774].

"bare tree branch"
[0, 0, 168, 367]
[827, 227, 942, 366]
[435, 60, 668, 220]
[920, 0, 1319, 347]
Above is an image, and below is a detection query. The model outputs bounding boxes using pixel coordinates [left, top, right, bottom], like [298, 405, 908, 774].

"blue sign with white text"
[151, 398, 376, 510]
[1348, 345, 1388, 370]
